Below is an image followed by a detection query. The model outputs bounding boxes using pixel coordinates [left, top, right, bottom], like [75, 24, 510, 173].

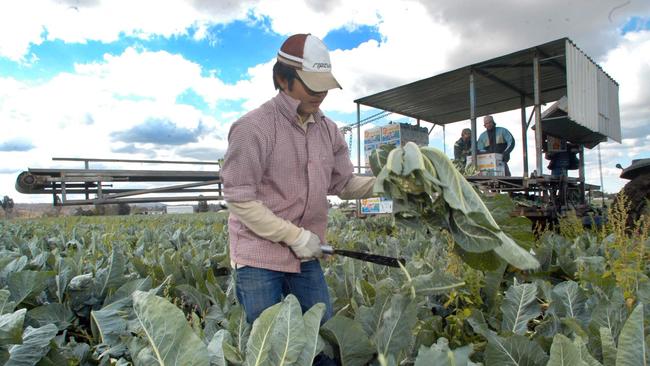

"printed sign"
[360, 197, 393, 214]
[364, 127, 381, 144]
[381, 124, 401, 142]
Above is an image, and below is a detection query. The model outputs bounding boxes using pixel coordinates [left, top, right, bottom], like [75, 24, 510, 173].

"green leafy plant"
[602, 192, 650, 302]
[369, 142, 539, 271]
[0, 196, 648, 365]
[558, 210, 585, 240]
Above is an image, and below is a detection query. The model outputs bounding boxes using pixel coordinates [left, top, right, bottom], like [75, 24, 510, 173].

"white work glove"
[288, 229, 323, 259]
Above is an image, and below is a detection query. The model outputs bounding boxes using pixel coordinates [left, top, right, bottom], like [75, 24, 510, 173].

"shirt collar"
[275, 91, 323, 124]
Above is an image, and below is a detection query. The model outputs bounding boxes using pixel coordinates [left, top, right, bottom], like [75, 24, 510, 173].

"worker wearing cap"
[221, 34, 375, 332]
[453, 128, 472, 165]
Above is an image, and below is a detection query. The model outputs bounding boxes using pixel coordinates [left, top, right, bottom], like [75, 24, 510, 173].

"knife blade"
[321, 245, 405, 268]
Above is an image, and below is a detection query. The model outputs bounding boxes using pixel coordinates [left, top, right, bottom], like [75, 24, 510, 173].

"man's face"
[279, 74, 328, 118]
[483, 117, 495, 130]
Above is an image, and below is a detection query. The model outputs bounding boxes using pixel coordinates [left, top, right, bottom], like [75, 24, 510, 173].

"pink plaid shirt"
[221, 92, 354, 272]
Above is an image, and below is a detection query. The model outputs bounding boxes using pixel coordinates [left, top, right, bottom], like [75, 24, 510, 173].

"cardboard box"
[360, 197, 393, 214]
[466, 153, 502, 169]
[381, 124, 401, 142]
[466, 153, 505, 176]
[364, 124, 428, 148]
[364, 142, 380, 155]
[364, 127, 381, 144]
[547, 135, 567, 153]
[480, 166, 506, 176]
[361, 123, 429, 214]
[364, 142, 380, 172]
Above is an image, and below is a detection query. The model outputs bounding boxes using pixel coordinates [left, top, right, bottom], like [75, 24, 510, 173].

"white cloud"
[328, 3, 459, 112]
[419, 0, 650, 62]
[0, 1, 51, 62]
[601, 30, 650, 130]
[74, 47, 204, 104]
[0, 0, 248, 61]
[1, 49, 206, 153]
[253, 0, 381, 39]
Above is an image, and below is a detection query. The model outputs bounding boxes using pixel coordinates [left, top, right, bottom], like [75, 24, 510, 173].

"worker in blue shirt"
[477, 115, 515, 176]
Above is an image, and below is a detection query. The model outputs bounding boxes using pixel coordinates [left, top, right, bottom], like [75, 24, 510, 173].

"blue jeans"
[235, 259, 334, 324]
[235, 260, 337, 365]
[552, 167, 568, 177]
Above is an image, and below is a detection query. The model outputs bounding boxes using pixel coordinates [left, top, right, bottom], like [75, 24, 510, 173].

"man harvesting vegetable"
[221, 33, 375, 334]
[453, 128, 472, 165]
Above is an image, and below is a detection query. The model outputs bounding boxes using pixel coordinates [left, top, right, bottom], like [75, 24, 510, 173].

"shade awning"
[354, 37, 619, 145]
[355, 38, 571, 125]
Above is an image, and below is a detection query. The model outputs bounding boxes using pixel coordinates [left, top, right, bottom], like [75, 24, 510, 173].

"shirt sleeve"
[227, 200, 302, 244]
[504, 129, 515, 155]
[221, 118, 269, 202]
[453, 140, 462, 160]
[338, 175, 376, 199]
[326, 119, 354, 195]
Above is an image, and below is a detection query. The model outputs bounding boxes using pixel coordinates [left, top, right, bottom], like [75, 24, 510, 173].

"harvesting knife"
[210, 246, 406, 277]
[320, 245, 406, 268]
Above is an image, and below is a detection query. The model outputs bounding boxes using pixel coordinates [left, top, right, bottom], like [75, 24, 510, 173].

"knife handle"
[320, 245, 334, 255]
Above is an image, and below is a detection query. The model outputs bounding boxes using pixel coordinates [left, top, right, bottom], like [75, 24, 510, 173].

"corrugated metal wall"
[566, 40, 621, 142]
[599, 70, 621, 142]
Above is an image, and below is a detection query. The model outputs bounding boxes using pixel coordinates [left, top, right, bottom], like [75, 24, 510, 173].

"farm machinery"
[350, 37, 623, 225]
[15, 157, 223, 206]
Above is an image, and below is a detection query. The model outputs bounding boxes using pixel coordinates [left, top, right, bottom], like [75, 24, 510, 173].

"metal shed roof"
[354, 38, 618, 131]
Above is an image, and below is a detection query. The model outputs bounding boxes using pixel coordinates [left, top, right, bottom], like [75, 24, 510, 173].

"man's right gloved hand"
[288, 229, 323, 259]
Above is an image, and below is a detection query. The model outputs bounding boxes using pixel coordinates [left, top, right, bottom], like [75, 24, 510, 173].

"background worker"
[545, 139, 580, 177]
[477, 115, 515, 176]
[453, 128, 472, 165]
[221, 34, 375, 352]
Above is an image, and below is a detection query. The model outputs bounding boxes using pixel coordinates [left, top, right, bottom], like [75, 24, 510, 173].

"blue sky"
[0, 20, 383, 85]
[0, 0, 649, 203]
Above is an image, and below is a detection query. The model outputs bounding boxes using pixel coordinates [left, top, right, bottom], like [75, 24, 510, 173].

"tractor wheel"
[620, 172, 650, 225]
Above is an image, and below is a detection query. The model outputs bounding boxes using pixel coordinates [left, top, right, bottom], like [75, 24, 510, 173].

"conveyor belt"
[16, 167, 223, 206]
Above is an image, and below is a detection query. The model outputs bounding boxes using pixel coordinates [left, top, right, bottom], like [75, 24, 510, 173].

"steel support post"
[533, 55, 543, 177]
[356, 102, 361, 217]
[61, 173, 67, 203]
[443, 124, 446, 154]
[579, 144, 585, 203]
[469, 70, 477, 170]
[520, 95, 529, 185]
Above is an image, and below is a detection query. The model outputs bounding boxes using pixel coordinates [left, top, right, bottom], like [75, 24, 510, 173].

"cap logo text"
[312, 62, 330, 70]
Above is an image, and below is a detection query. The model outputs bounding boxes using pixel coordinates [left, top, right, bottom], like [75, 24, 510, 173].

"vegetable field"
[1, 197, 648, 365]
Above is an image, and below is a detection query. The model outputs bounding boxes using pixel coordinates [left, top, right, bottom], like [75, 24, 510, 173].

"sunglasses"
[296, 76, 327, 97]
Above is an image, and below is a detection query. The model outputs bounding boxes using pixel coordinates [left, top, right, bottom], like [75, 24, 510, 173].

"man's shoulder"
[232, 99, 277, 127]
[498, 126, 514, 138]
[318, 113, 339, 128]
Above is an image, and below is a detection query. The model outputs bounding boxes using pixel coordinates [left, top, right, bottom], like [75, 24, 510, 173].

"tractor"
[617, 158, 650, 223]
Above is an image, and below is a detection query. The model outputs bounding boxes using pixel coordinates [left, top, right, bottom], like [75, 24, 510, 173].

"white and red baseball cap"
[277, 34, 342, 92]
